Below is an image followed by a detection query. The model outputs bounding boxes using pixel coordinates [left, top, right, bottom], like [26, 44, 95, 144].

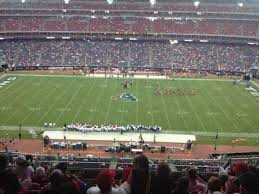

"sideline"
[0, 73, 7, 80]
[7, 73, 234, 82]
[1, 125, 259, 138]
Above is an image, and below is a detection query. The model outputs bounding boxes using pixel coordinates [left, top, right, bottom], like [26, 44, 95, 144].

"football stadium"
[0, 0, 259, 194]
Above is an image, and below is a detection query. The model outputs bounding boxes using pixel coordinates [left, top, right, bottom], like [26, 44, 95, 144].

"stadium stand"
[1, 152, 259, 194]
[0, 1, 259, 194]
[0, 40, 258, 72]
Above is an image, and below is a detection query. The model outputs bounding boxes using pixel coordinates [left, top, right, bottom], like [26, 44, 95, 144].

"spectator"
[41, 169, 65, 194]
[31, 167, 48, 189]
[127, 154, 150, 194]
[225, 161, 249, 194]
[87, 169, 125, 194]
[172, 176, 190, 194]
[0, 155, 8, 170]
[14, 155, 34, 191]
[119, 166, 133, 194]
[207, 176, 222, 194]
[0, 167, 25, 194]
[187, 168, 207, 194]
[55, 162, 82, 194]
[151, 162, 173, 194]
[238, 171, 259, 194]
[218, 174, 229, 193]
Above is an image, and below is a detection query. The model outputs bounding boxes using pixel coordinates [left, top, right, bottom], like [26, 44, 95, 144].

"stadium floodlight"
[64, 0, 70, 4]
[21, 0, 26, 3]
[238, 2, 244, 7]
[107, 0, 113, 4]
[170, 40, 178, 44]
[193, 1, 200, 8]
[150, 0, 156, 6]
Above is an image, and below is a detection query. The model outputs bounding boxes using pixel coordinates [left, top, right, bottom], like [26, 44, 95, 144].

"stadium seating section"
[0, 40, 258, 72]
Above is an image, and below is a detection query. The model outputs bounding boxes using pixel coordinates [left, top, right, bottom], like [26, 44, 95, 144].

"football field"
[0, 74, 258, 134]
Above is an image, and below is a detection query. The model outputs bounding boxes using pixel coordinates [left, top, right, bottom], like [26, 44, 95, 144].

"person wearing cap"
[238, 172, 259, 194]
[87, 169, 125, 194]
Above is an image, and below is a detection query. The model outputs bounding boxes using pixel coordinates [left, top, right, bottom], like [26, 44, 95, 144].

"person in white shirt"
[87, 169, 125, 194]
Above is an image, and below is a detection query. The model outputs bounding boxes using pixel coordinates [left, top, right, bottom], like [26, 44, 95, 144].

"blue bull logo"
[120, 93, 138, 102]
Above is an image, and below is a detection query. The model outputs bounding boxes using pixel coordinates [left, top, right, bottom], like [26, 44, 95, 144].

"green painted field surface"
[0, 74, 258, 134]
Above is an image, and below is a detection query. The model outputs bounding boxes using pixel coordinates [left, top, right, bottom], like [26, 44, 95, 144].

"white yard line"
[20, 79, 57, 124]
[135, 81, 139, 124]
[196, 82, 223, 133]
[11, 73, 234, 81]
[236, 85, 259, 108]
[166, 80, 189, 130]
[104, 80, 118, 125]
[0, 76, 27, 105]
[222, 97, 253, 132]
[54, 81, 83, 124]
[179, 81, 207, 132]
[87, 80, 107, 124]
[0, 74, 7, 80]
[147, 80, 154, 125]
[160, 94, 172, 130]
[36, 79, 76, 126]
[209, 91, 239, 131]
[3, 79, 39, 125]
[71, 79, 98, 123]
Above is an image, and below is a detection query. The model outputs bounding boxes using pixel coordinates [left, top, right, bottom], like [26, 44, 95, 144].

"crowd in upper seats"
[1, 153, 259, 194]
[0, 40, 258, 72]
[1, 17, 258, 37]
[1, 0, 259, 13]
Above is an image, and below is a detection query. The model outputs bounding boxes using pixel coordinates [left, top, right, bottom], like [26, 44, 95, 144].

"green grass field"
[0, 74, 259, 135]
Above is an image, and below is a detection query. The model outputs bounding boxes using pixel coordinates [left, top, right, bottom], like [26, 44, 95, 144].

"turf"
[0, 74, 258, 134]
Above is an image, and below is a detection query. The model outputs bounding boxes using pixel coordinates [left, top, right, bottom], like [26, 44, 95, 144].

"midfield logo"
[112, 93, 138, 102]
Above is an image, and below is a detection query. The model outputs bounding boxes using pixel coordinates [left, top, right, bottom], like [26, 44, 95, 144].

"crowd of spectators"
[1, 153, 259, 194]
[0, 40, 258, 72]
[1, 0, 259, 13]
[0, 17, 258, 37]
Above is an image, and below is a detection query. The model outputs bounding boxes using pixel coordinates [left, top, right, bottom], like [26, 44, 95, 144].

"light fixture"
[200, 40, 208, 43]
[64, 0, 70, 4]
[170, 40, 178, 44]
[238, 2, 244, 7]
[107, 0, 113, 4]
[193, 1, 200, 8]
[150, 0, 156, 6]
